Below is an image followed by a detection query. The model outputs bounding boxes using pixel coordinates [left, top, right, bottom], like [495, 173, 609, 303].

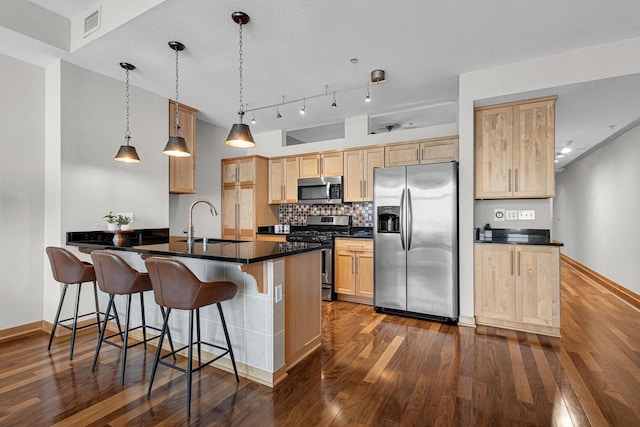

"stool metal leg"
[187, 309, 194, 418]
[196, 308, 202, 367]
[69, 283, 83, 360]
[92, 294, 115, 372]
[92, 281, 102, 335]
[48, 283, 69, 351]
[148, 307, 170, 398]
[140, 293, 147, 350]
[119, 294, 133, 386]
[218, 303, 239, 383]
[159, 306, 177, 361]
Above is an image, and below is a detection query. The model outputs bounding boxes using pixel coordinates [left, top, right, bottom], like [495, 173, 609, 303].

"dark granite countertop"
[66, 228, 327, 263]
[474, 228, 563, 247]
[257, 227, 373, 239]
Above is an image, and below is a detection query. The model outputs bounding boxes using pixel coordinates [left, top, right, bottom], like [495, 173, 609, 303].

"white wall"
[554, 125, 640, 294]
[0, 53, 45, 330]
[169, 120, 239, 238]
[40, 60, 169, 323]
[459, 36, 640, 321]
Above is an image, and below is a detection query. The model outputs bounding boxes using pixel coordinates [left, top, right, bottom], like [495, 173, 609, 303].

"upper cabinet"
[299, 152, 344, 178]
[384, 136, 459, 167]
[475, 97, 556, 199]
[222, 156, 257, 186]
[169, 100, 198, 194]
[269, 156, 299, 204]
[343, 147, 384, 202]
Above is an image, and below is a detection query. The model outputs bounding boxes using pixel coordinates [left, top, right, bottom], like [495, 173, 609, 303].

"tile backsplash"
[279, 203, 373, 226]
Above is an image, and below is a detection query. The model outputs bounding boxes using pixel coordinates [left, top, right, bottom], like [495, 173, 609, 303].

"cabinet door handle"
[515, 169, 519, 192]
[510, 250, 514, 276]
[363, 180, 367, 198]
[355, 256, 359, 274]
[415, 148, 419, 161]
[508, 169, 512, 192]
[352, 256, 355, 274]
[517, 251, 521, 276]
[360, 180, 363, 198]
[281, 184, 284, 201]
[319, 158, 322, 176]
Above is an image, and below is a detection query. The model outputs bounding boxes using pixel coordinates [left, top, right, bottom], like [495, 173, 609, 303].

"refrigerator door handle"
[407, 188, 413, 251]
[399, 189, 406, 250]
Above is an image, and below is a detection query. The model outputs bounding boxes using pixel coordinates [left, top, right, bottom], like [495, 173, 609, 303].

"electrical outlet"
[506, 210, 518, 220]
[518, 210, 535, 220]
[368, 214, 373, 221]
[494, 209, 505, 222]
[275, 284, 283, 303]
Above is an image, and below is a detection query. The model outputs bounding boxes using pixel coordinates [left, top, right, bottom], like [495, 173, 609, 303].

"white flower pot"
[120, 224, 131, 231]
[107, 223, 120, 231]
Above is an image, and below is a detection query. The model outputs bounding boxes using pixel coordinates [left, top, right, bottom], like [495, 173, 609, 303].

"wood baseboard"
[0, 321, 48, 343]
[561, 254, 640, 310]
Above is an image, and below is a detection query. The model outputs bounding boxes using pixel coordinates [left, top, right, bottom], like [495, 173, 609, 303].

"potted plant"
[103, 211, 119, 231]
[117, 214, 133, 231]
[484, 223, 492, 239]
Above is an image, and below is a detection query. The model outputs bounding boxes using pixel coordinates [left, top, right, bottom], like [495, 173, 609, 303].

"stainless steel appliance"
[286, 215, 351, 301]
[297, 176, 343, 204]
[374, 162, 458, 322]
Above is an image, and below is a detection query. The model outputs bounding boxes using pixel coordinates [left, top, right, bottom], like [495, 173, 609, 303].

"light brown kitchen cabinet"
[299, 152, 343, 178]
[384, 136, 459, 167]
[474, 243, 560, 336]
[334, 238, 374, 302]
[475, 97, 556, 199]
[256, 234, 287, 242]
[269, 156, 299, 204]
[343, 147, 384, 202]
[221, 156, 277, 241]
[169, 100, 197, 194]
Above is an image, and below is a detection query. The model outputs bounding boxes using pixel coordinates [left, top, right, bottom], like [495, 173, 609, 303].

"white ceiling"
[10, 0, 640, 169]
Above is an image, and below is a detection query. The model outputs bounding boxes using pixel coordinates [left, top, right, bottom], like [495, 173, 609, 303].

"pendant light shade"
[115, 144, 141, 163]
[164, 41, 191, 157]
[225, 12, 256, 148]
[115, 62, 141, 163]
[163, 135, 191, 156]
[225, 122, 255, 148]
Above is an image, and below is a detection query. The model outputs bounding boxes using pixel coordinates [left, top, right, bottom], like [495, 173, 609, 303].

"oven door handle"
[326, 183, 331, 201]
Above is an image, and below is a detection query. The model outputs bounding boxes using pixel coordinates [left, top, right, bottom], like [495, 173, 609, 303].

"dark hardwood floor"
[1, 260, 639, 426]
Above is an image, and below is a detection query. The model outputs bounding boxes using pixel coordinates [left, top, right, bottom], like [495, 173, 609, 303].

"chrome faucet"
[187, 199, 218, 245]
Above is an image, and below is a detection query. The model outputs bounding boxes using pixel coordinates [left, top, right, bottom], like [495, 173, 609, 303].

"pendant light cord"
[125, 68, 131, 145]
[174, 47, 180, 135]
[238, 20, 244, 116]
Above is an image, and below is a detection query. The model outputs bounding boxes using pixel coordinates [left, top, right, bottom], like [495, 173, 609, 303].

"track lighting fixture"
[163, 41, 191, 157]
[225, 11, 255, 148]
[251, 110, 256, 124]
[114, 62, 141, 163]
[243, 69, 386, 119]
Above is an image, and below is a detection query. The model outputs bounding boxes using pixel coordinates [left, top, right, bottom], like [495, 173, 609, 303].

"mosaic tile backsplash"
[279, 203, 374, 227]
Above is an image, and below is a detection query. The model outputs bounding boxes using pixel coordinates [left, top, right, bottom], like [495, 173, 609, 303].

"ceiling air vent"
[83, 6, 101, 38]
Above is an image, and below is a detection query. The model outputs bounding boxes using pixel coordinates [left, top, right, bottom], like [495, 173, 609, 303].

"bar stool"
[46, 246, 120, 360]
[145, 256, 239, 418]
[90, 250, 175, 385]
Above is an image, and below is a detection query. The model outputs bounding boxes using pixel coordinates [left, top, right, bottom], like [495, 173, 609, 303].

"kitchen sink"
[175, 238, 241, 244]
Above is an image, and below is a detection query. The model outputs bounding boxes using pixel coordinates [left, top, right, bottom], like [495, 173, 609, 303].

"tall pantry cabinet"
[221, 156, 277, 240]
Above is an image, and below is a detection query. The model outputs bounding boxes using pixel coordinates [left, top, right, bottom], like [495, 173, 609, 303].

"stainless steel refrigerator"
[373, 162, 458, 322]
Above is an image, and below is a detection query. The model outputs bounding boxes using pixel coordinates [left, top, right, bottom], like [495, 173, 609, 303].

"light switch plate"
[506, 210, 518, 220]
[494, 208, 505, 221]
[518, 210, 535, 220]
[275, 284, 283, 303]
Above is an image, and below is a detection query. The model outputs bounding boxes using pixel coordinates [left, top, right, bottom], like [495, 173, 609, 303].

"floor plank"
[0, 259, 639, 425]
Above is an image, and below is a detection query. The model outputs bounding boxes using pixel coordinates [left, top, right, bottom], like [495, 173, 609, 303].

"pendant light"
[114, 62, 141, 163]
[163, 41, 191, 157]
[225, 12, 255, 148]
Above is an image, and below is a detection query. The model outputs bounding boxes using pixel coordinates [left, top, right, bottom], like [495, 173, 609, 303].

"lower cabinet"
[474, 243, 560, 336]
[335, 239, 374, 303]
[256, 234, 287, 242]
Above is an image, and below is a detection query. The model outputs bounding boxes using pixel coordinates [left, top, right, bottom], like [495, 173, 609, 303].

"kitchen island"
[67, 229, 325, 387]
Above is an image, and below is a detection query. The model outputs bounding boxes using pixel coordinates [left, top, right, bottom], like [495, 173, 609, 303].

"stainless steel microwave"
[297, 176, 343, 204]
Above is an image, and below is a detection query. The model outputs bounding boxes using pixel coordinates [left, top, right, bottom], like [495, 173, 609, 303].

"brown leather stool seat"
[90, 250, 175, 385]
[145, 256, 239, 418]
[46, 246, 120, 360]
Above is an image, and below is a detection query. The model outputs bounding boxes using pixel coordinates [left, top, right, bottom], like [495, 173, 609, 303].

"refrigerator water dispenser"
[377, 206, 400, 232]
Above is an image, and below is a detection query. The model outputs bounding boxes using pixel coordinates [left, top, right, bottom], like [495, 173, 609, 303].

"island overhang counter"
[66, 229, 326, 387]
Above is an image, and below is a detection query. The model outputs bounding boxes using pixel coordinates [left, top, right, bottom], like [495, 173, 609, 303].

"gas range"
[286, 215, 351, 244]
